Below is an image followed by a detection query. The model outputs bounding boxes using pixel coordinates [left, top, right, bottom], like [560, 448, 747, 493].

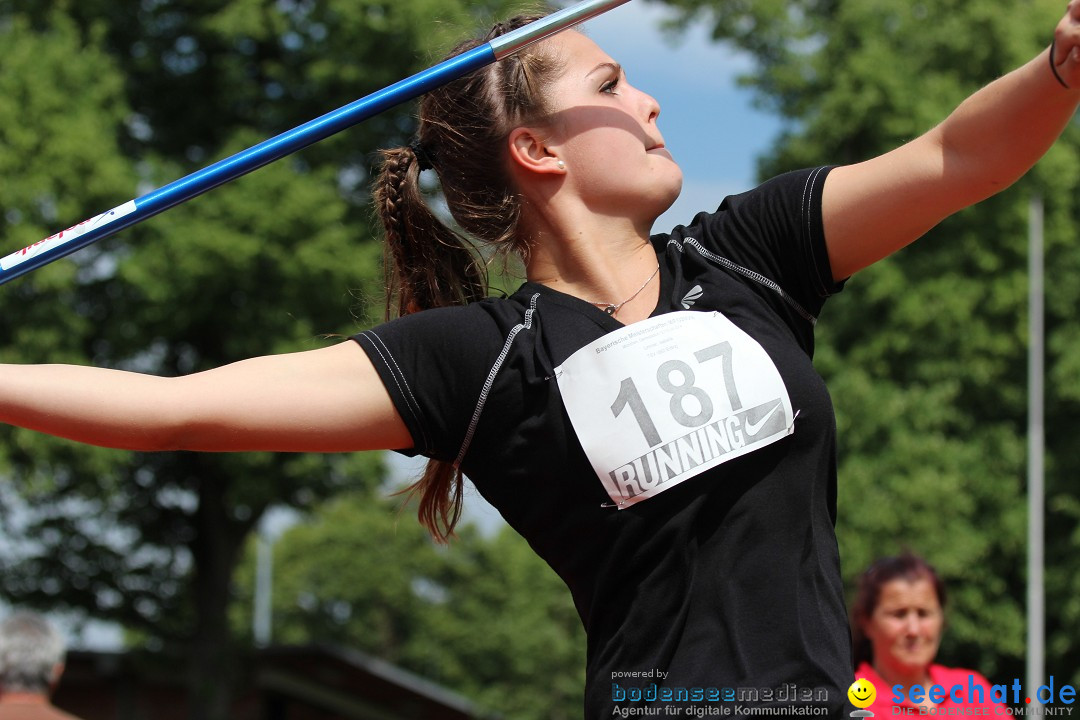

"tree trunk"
[187, 467, 246, 720]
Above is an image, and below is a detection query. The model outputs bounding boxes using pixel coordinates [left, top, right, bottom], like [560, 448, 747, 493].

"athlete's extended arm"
[0, 341, 413, 453]
[822, 3, 1080, 281]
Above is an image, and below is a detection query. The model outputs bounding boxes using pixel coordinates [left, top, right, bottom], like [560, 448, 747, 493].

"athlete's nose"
[644, 91, 661, 124]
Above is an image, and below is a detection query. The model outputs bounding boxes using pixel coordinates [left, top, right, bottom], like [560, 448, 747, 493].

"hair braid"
[371, 9, 563, 542]
[374, 147, 487, 318]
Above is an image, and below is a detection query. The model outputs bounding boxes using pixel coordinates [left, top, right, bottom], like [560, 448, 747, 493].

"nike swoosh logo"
[744, 401, 783, 438]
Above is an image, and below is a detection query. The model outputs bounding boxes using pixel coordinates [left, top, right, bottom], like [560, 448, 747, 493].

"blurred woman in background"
[852, 553, 1002, 714]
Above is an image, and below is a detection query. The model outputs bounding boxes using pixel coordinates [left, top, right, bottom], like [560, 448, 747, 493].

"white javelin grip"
[0, 201, 137, 272]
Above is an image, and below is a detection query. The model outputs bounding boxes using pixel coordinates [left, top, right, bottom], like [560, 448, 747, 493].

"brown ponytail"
[373, 146, 488, 317]
[372, 11, 564, 541]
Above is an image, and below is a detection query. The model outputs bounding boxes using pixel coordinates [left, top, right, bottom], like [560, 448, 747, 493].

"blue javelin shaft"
[0, 0, 631, 287]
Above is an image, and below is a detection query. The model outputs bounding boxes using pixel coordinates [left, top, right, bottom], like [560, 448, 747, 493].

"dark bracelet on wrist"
[1050, 39, 1071, 89]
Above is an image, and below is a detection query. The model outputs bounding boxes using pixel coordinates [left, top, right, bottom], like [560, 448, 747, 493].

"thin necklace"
[588, 263, 661, 316]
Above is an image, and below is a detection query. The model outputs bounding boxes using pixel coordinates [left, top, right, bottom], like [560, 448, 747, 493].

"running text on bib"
[555, 311, 793, 508]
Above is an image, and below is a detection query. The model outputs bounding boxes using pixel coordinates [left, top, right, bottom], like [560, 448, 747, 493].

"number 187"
[610, 342, 742, 447]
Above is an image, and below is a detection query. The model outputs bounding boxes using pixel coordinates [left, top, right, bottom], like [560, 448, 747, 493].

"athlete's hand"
[1051, 1, 1080, 90]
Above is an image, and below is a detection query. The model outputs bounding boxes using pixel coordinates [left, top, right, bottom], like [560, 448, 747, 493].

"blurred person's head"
[851, 552, 946, 679]
[0, 612, 67, 696]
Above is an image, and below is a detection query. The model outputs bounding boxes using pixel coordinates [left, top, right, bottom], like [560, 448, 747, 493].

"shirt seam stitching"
[670, 237, 818, 325]
[355, 331, 432, 453]
[454, 293, 540, 468]
[802, 166, 832, 298]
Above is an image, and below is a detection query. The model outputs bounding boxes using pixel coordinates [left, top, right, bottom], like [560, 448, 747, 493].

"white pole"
[1026, 194, 1045, 706]
[254, 533, 273, 648]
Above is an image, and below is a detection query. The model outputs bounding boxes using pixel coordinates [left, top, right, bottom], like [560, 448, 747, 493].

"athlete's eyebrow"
[587, 61, 622, 78]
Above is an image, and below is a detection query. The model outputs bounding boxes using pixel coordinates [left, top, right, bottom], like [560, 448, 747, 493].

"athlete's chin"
[652, 175, 683, 217]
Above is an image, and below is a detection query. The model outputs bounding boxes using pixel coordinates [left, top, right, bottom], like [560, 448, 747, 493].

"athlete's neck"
[529, 245, 659, 323]
[525, 222, 660, 321]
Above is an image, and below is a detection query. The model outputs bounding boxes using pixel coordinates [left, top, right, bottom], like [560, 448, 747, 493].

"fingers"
[1053, 1, 1080, 86]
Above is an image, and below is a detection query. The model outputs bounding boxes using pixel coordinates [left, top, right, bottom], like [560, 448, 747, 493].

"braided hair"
[371, 11, 565, 541]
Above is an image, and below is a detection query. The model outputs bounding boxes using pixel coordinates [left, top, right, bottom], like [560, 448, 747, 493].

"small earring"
[556, 160, 566, 171]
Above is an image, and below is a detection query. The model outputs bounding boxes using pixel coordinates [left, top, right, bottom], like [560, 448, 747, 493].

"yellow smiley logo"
[848, 678, 877, 709]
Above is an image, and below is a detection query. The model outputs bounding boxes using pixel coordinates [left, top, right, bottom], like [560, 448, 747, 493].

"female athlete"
[4, 4, 1080, 716]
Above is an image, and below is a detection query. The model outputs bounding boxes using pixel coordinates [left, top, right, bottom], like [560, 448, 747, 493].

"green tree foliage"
[657, 0, 1080, 683]
[231, 493, 587, 720]
[0, 1, 517, 718]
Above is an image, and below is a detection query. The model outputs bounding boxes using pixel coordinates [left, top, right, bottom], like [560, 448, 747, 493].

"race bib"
[555, 311, 794, 508]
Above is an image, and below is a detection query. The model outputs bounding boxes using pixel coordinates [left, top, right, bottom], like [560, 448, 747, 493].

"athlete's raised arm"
[0, 340, 412, 453]
[822, 2, 1080, 281]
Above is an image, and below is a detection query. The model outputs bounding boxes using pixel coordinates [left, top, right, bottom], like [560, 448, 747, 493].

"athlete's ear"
[507, 127, 565, 176]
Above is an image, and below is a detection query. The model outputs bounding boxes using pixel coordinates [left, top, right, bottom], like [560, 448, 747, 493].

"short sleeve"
[350, 304, 507, 461]
[693, 166, 843, 320]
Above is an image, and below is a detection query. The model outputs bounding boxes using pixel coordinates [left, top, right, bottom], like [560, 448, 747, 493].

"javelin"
[0, 0, 631, 287]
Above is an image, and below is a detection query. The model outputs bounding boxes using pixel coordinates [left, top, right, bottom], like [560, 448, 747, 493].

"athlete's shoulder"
[362, 290, 534, 335]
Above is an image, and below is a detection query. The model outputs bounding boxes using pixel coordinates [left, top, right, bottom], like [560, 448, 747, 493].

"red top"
[854, 661, 1004, 715]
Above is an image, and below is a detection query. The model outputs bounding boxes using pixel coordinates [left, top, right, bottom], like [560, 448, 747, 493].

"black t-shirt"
[353, 167, 853, 718]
